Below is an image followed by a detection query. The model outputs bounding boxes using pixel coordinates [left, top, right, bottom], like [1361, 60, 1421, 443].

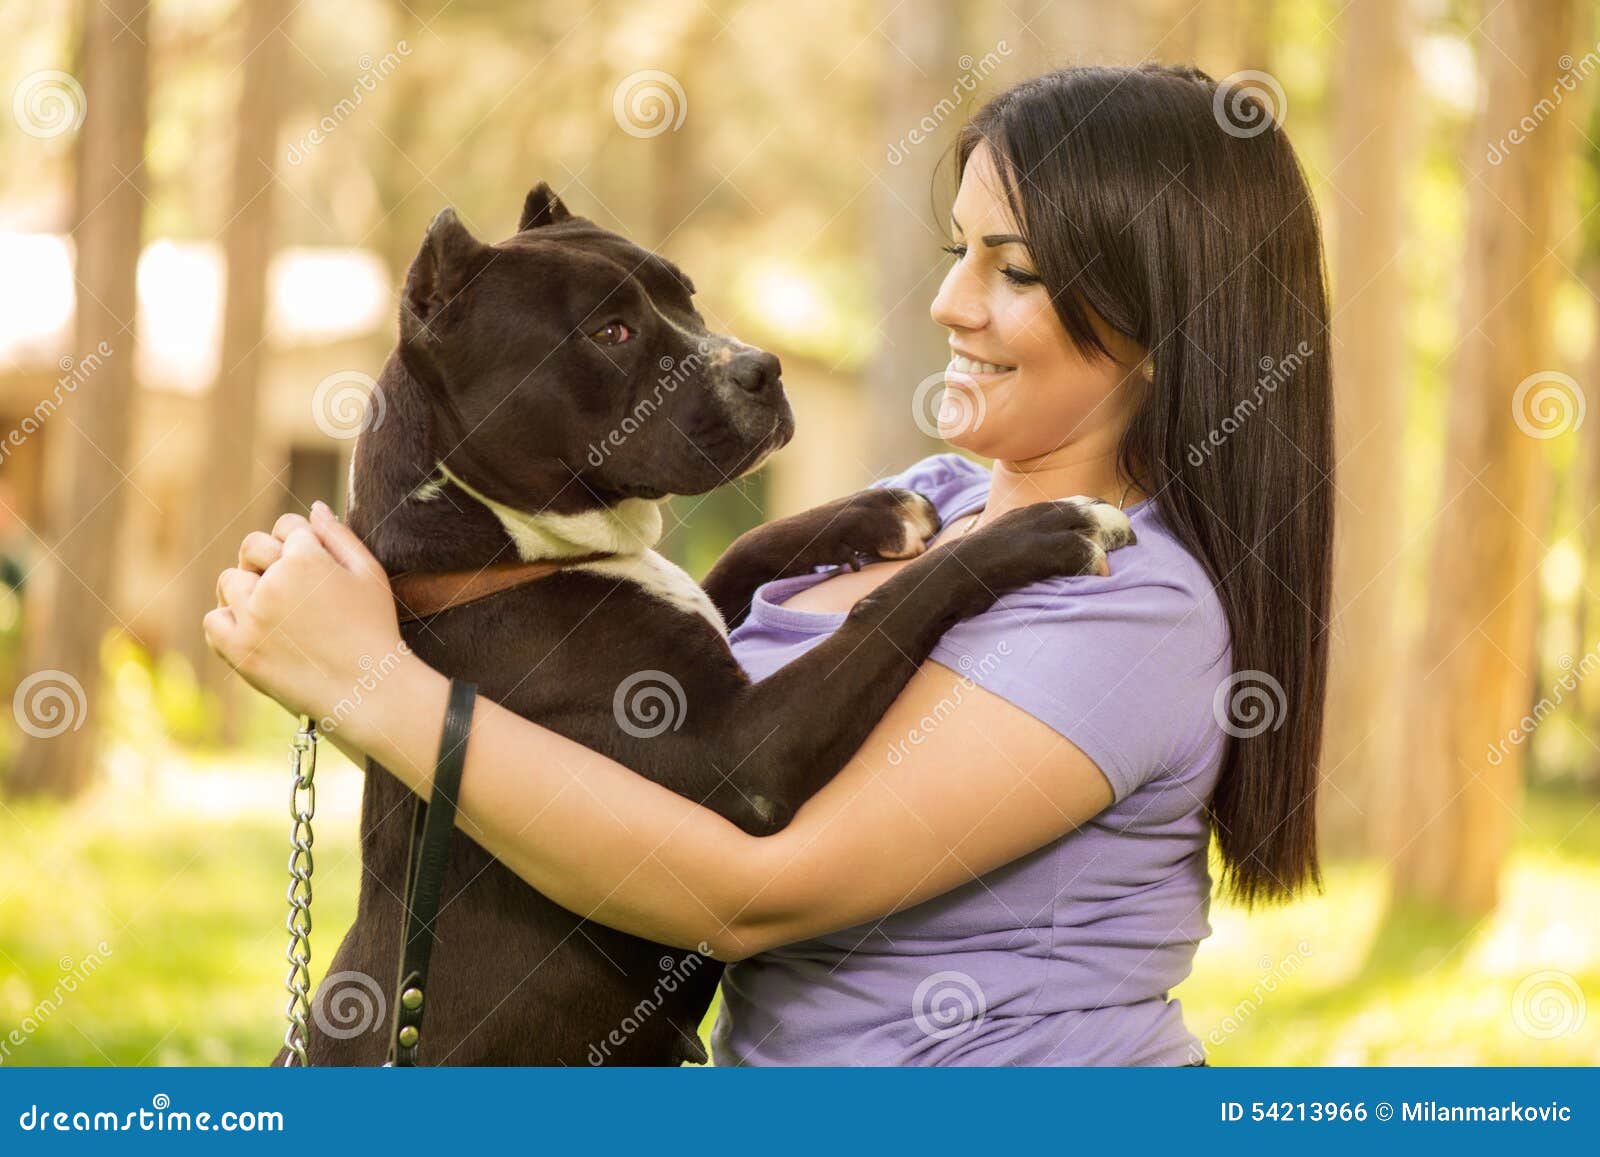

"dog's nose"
[729, 350, 782, 396]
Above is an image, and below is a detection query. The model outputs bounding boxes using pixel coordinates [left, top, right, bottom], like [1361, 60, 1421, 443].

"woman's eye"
[941, 243, 967, 260]
[590, 321, 633, 345]
[1001, 266, 1042, 287]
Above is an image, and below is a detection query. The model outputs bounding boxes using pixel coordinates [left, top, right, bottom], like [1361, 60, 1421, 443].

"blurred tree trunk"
[643, 8, 708, 250]
[1233, 0, 1274, 74]
[375, 0, 431, 281]
[866, 0, 959, 479]
[1576, 92, 1600, 741]
[172, 0, 290, 741]
[1096, 0, 1158, 64]
[1390, 0, 1577, 915]
[8, 0, 151, 798]
[1037, 0, 1151, 65]
[1578, 263, 1600, 738]
[1319, 0, 1412, 856]
[1162, 0, 1205, 65]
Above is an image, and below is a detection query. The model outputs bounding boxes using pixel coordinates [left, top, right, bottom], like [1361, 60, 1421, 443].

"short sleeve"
[865, 453, 987, 506]
[926, 571, 1231, 806]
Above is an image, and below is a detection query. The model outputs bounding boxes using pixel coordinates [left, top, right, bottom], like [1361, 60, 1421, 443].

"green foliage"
[1, 752, 1594, 1065]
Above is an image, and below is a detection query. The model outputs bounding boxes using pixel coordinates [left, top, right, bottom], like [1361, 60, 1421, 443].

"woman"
[206, 63, 1332, 1066]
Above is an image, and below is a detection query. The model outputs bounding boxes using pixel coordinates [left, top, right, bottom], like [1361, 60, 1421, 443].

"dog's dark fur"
[283, 184, 1133, 1066]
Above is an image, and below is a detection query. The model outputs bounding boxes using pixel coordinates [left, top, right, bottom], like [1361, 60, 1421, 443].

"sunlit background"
[1, 0, 1597, 1065]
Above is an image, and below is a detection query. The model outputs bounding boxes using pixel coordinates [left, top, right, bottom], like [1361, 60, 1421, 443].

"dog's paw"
[878, 489, 942, 558]
[1062, 495, 1136, 548]
[1058, 496, 1136, 577]
[950, 497, 1137, 587]
[821, 487, 941, 565]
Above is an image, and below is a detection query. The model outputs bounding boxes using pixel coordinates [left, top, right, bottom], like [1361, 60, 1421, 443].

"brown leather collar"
[391, 553, 614, 623]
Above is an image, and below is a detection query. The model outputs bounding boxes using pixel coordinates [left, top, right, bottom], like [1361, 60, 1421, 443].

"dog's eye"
[589, 321, 633, 345]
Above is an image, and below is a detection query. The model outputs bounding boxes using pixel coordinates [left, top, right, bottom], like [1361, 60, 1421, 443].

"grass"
[1, 732, 1596, 1066]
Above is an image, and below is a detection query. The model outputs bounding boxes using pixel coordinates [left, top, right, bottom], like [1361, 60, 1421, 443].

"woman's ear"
[518, 181, 572, 231]
[401, 207, 490, 346]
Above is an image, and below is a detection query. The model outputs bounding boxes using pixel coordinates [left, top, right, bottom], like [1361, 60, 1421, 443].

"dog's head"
[397, 182, 794, 511]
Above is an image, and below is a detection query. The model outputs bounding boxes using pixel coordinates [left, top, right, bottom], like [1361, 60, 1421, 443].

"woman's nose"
[929, 261, 986, 332]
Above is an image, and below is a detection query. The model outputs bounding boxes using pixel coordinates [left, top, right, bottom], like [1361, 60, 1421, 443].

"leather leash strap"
[381, 550, 614, 1064]
[387, 678, 477, 1067]
[391, 553, 613, 623]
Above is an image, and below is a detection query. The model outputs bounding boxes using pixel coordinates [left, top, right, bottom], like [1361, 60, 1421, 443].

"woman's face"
[929, 142, 1145, 462]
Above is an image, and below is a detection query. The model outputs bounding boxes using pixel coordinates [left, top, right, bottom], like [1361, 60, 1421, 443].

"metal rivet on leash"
[281, 714, 318, 1067]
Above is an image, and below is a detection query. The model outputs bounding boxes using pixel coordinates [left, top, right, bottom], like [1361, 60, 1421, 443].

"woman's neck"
[975, 446, 1146, 529]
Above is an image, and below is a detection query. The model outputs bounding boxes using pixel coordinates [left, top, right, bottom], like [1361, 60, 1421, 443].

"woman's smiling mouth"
[948, 352, 1016, 378]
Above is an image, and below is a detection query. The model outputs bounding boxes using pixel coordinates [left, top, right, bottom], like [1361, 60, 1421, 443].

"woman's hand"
[204, 501, 406, 731]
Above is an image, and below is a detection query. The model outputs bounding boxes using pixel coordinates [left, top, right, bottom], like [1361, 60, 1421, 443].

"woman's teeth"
[949, 354, 1015, 376]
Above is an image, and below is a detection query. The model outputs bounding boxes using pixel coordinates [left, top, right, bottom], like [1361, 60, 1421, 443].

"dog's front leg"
[701, 488, 940, 630]
[694, 499, 1133, 834]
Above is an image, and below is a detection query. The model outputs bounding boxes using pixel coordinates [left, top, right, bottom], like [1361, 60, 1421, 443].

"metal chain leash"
[281, 715, 318, 1066]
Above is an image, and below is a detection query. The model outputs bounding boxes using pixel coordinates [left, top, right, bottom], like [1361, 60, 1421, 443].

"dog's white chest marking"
[436, 463, 727, 637]
[570, 551, 728, 638]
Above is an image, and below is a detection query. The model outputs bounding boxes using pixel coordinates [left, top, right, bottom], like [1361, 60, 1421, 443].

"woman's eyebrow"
[948, 216, 1028, 249]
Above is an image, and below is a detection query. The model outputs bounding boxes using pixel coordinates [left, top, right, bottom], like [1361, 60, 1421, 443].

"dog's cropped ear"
[518, 182, 572, 231]
[401, 208, 491, 345]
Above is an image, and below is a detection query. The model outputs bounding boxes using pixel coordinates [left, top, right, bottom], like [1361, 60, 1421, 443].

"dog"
[284, 182, 1134, 1065]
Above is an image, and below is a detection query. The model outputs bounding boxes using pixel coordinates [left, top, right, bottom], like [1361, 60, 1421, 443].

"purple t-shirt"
[710, 453, 1233, 1066]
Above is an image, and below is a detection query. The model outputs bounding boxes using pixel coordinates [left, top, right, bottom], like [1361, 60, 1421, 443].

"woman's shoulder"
[1011, 493, 1218, 595]
[952, 497, 1231, 674]
[930, 499, 1233, 804]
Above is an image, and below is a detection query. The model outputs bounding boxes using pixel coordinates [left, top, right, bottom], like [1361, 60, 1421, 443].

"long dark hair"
[954, 64, 1334, 907]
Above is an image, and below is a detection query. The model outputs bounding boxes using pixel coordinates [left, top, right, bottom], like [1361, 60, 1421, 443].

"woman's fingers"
[201, 606, 237, 658]
[238, 530, 282, 574]
[272, 512, 311, 543]
[216, 566, 259, 610]
[309, 501, 388, 582]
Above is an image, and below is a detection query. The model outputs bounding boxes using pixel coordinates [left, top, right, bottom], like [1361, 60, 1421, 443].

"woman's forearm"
[339, 653, 785, 960]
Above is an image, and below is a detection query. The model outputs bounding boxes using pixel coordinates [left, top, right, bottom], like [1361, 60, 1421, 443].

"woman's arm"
[344, 648, 1112, 960]
[206, 505, 1113, 961]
